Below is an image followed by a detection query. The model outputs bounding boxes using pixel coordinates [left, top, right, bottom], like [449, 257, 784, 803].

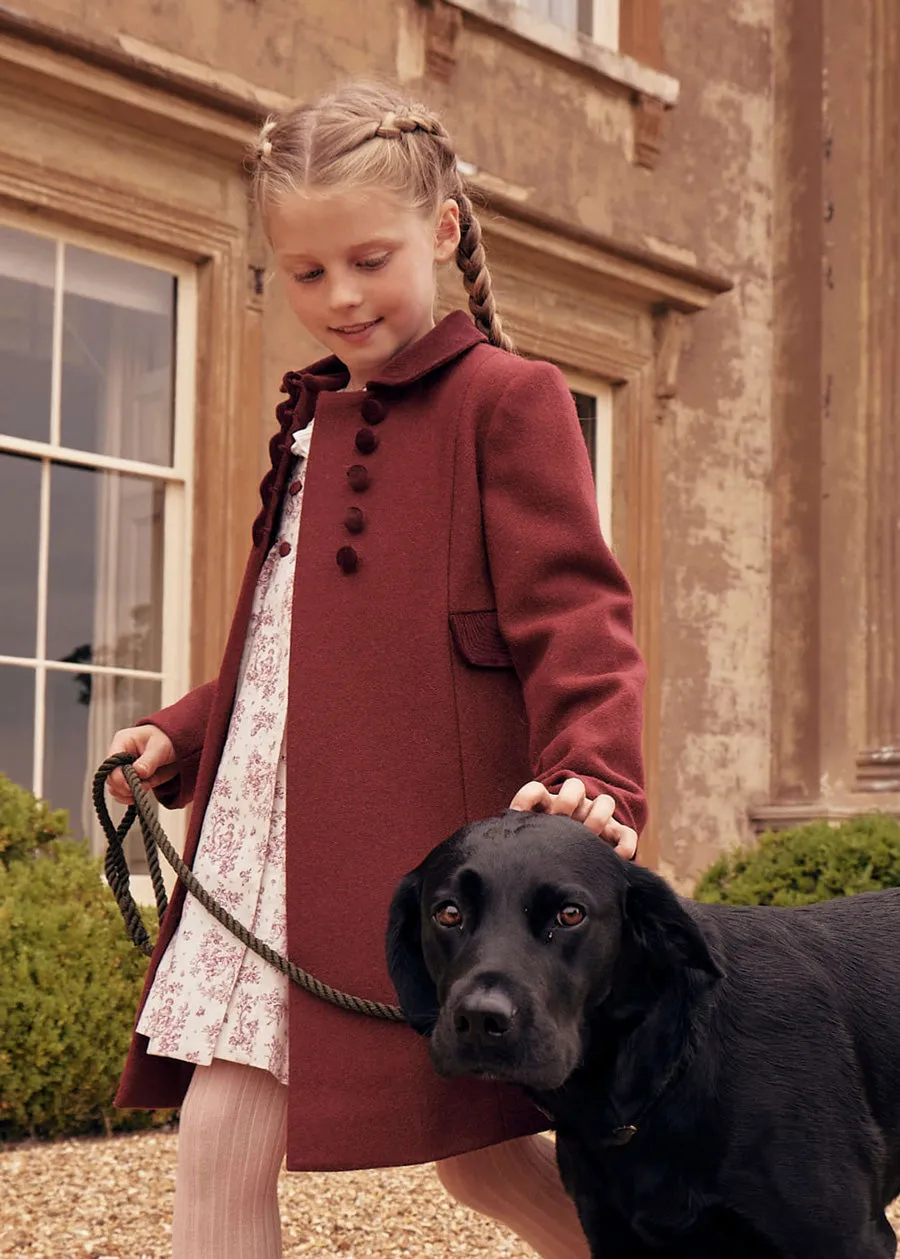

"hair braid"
[370, 109, 439, 140]
[256, 115, 278, 163]
[453, 189, 515, 353]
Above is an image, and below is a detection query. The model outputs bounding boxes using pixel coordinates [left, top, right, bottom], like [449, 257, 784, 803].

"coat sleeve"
[137, 679, 217, 810]
[480, 359, 647, 834]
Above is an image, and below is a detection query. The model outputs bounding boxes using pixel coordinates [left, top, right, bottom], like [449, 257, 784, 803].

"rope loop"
[92, 754, 405, 1023]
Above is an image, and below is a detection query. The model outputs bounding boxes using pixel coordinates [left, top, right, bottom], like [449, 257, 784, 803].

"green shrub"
[0, 773, 70, 867]
[0, 778, 172, 1140]
[693, 814, 900, 906]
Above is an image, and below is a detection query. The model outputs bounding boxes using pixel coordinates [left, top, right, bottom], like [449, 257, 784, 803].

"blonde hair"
[248, 82, 513, 353]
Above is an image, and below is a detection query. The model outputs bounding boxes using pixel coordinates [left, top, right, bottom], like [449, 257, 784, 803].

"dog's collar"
[598, 1021, 701, 1148]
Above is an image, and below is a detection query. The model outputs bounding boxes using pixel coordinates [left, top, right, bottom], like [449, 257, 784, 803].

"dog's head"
[386, 811, 720, 1091]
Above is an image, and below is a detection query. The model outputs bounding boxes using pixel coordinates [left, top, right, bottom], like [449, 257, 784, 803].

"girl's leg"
[171, 1058, 287, 1259]
[435, 1133, 590, 1259]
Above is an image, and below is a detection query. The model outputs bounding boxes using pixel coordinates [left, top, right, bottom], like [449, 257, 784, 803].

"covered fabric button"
[347, 464, 370, 492]
[289, 480, 302, 496]
[361, 397, 386, 425]
[278, 540, 292, 557]
[336, 545, 359, 573]
[344, 507, 366, 535]
[355, 427, 379, 455]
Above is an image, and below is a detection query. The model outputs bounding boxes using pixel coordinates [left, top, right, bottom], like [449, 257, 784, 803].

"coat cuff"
[137, 679, 216, 810]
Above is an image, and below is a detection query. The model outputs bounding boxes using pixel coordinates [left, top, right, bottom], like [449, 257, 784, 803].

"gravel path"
[0, 1129, 536, 1258]
[3, 1128, 898, 1257]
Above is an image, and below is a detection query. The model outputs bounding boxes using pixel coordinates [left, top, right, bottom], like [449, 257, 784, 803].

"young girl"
[108, 81, 646, 1259]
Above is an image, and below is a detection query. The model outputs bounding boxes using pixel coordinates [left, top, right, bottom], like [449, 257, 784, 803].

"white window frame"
[0, 214, 195, 891]
[514, 0, 620, 49]
[566, 372, 614, 546]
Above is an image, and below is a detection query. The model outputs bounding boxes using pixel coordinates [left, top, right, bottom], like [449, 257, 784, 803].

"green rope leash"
[92, 753, 405, 1023]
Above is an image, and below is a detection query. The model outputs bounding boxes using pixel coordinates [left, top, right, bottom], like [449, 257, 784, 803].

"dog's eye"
[555, 905, 586, 928]
[434, 902, 463, 928]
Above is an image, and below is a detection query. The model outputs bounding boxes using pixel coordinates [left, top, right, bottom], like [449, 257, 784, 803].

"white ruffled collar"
[290, 422, 314, 460]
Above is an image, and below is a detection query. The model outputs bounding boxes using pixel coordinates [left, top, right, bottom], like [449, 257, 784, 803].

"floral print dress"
[136, 426, 315, 1086]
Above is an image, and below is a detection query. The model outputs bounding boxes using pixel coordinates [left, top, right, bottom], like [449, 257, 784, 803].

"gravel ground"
[3, 1129, 899, 1257]
[0, 1128, 536, 1258]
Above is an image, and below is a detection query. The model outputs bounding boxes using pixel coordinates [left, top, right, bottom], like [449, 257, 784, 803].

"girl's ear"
[385, 870, 440, 1035]
[434, 198, 461, 264]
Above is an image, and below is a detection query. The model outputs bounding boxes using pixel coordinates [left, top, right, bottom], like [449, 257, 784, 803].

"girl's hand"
[509, 778, 638, 860]
[105, 725, 177, 805]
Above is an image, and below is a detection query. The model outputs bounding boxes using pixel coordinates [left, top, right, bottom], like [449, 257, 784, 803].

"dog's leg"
[573, 1201, 660, 1259]
[852, 1213, 897, 1259]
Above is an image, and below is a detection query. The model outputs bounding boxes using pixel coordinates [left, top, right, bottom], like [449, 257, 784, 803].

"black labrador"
[386, 810, 900, 1258]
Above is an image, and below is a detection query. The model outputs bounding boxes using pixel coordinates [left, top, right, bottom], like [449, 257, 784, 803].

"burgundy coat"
[115, 311, 647, 1172]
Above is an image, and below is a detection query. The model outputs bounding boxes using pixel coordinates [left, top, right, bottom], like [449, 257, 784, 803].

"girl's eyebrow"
[278, 237, 401, 263]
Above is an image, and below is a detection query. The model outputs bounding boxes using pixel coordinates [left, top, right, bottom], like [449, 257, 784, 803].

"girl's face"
[269, 188, 460, 389]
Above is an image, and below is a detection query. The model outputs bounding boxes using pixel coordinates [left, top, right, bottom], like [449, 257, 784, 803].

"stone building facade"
[0, 0, 896, 887]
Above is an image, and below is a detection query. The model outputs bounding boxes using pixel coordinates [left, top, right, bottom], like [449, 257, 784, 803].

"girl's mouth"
[330, 318, 382, 341]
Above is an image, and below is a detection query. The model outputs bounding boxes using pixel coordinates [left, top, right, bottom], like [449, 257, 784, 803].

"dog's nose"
[454, 991, 516, 1045]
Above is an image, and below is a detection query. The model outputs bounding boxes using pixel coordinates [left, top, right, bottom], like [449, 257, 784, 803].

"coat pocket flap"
[449, 610, 514, 668]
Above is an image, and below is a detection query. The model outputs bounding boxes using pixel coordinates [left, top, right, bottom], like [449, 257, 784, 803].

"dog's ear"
[622, 863, 721, 979]
[385, 870, 440, 1036]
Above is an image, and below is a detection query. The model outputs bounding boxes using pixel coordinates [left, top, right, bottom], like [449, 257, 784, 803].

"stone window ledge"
[434, 0, 679, 106]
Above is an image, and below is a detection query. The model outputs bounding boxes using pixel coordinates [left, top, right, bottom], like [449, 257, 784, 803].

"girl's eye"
[358, 255, 389, 270]
[434, 902, 463, 929]
[293, 269, 322, 284]
[555, 905, 586, 928]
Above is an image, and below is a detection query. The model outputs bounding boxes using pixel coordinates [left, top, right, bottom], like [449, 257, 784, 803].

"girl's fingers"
[552, 778, 588, 818]
[601, 819, 638, 860]
[509, 782, 636, 858]
[144, 764, 179, 790]
[509, 781, 554, 813]
[580, 794, 616, 834]
[510, 779, 588, 818]
[104, 727, 176, 804]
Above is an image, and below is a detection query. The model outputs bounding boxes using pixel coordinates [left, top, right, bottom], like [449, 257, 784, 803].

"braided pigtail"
[453, 189, 515, 353]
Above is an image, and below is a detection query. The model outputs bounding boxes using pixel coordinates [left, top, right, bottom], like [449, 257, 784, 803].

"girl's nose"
[328, 275, 363, 312]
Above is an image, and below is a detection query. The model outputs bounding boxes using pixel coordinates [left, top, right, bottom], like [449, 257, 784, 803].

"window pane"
[574, 391, 597, 480]
[0, 452, 40, 657]
[517, 0, 578, 28]
[44, 670, 161, 860]
[549, 0, 578, 30]
[0, 664, 34, 791]
[0, 225, 55, 444]
[61, 245, 175, 465]
[47, 464, 165, 672]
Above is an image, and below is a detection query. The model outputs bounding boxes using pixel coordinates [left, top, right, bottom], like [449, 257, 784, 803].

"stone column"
[855, 0, 900, 790]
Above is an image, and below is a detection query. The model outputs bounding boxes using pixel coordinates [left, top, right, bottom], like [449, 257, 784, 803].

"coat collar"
[286, 310, 487, 397]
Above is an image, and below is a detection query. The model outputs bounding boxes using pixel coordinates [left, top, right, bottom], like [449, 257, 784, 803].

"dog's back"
[689, 890, 900, 1195]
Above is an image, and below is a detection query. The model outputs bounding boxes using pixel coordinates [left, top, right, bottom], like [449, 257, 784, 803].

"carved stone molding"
[0, 8, 287, 145]
[633, 94, 666, 169]
[857, 748, 900, 793]
[467, 183, 732, 314]
[748, 800, 900, 836]
[416, 0, 463, 80]
[653, 308, 687, 399]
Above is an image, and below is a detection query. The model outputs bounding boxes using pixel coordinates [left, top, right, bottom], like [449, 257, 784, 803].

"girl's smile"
[329, 316, 383, 342]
